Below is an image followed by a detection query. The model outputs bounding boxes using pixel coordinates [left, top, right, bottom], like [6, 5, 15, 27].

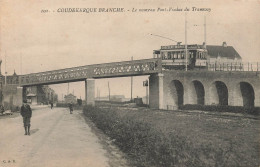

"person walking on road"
[21, 100, 32, 136]
[0, 104, 4, 115]
[69, 102, 73, 114]
[50, 102, 54, 109]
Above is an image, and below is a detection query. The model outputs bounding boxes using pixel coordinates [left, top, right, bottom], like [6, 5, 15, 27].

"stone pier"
[85, 78, 95, 106]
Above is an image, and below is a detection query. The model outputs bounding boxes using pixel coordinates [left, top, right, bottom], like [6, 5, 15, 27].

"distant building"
[95, 95, 130, 102]
[0, 71, 22, 108]
[207, 42, 242, 63]
[26, 85, 58, 104]
[64, 93, 77, 104]
[26, 93, 37, 104]
[110, 95, 126, 102]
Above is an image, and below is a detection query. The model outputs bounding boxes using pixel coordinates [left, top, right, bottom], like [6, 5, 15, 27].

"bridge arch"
[239, 82, 255, 107]
[169, 80, 184, 106]
[190, 80, 205, 105]
[209, 81, 228, 105]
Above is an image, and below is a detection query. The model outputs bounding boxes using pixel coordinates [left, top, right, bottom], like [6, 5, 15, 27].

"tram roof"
[158, 43, 242, 59]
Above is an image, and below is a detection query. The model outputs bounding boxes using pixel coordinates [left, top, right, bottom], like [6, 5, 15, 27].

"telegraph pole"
[67, 83, 69, 95]
[131, 56, 133, 102]
[20, 53, 22, 75]
[143, 80, 149, 107]
[108, 81, 110, 101]
[204, 15, 207, 47]
[185, 12, 188, 71]
[146, 81, 148, 107]
[4, 54, 6, 85]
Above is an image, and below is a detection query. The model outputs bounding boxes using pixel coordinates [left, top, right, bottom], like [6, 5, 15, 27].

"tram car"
[153, 44, 208, 70]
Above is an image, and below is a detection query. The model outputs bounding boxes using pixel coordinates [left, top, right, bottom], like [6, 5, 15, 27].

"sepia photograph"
[0, 0, 259, 166]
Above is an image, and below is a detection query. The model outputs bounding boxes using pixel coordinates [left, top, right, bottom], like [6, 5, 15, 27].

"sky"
[0, 0, 260, 100]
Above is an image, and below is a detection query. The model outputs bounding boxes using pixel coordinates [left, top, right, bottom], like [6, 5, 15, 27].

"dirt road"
[0, 106, 127, 167]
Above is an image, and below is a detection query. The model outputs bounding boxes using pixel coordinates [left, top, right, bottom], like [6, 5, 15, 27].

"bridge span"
[19, 58, 162, 86]
[1, 58, 259, 109]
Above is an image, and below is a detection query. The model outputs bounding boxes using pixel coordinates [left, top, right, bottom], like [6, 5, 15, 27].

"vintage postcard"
[0, 0, 259, 167]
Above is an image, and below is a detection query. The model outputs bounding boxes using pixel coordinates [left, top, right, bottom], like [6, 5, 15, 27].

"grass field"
[84, 103, 260, 167]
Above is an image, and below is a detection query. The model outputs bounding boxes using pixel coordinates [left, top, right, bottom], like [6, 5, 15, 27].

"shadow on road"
[30, 128, 39, 135]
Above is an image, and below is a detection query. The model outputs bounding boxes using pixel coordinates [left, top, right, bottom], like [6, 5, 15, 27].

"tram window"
[167, 52, 171, 59]
[174, 52, 177, 59]
[177, 52, 180, 59]
[161, 52, 164, 59]
[202, 53, 206, 59]
[162, 52, 166, 59]
[161, 52, 165, 59]
[171, 52, 174, 59]
[164, 53, 167, 59]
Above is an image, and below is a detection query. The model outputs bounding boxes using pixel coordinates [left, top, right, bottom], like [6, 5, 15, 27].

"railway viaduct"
[2, 58, 259, 109]
[149, 70, 260, 109]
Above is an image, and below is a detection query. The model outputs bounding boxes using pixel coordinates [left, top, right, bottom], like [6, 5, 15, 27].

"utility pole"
[204, 15, 207, 48]
[185, 12, 188, 71]
[20, 53, 22, 75]
[146, 81, 148, 107]
[108, 81, 110, 101]
[204, 15, 210, 70]
[131, 56, 133, 102]
[67, 83, 69, 95]
[5, 51, 7, 85]
[143, 80, 149, 107]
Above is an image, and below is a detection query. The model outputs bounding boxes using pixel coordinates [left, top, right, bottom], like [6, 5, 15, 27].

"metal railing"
[19, 58, 162, 86]
[208, 62, 259, 72]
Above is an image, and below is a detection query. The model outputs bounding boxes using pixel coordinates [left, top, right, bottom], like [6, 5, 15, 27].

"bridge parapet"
[91, 58, 162, 77]
[20, 58, 162, 86]
[208, 62, 259, 72]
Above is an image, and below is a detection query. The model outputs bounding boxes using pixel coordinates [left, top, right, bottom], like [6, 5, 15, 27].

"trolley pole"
[185, 12, 188, 71]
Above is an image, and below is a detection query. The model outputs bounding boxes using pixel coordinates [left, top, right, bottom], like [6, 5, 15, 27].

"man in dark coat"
[68, 102, 73, 114]
[21, 100, 32, 135]
[50, 102, 53, 109]
[0, 104, 4, 115]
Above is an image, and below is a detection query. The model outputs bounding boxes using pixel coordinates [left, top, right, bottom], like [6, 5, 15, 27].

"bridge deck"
[20, 58, 162, 86]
